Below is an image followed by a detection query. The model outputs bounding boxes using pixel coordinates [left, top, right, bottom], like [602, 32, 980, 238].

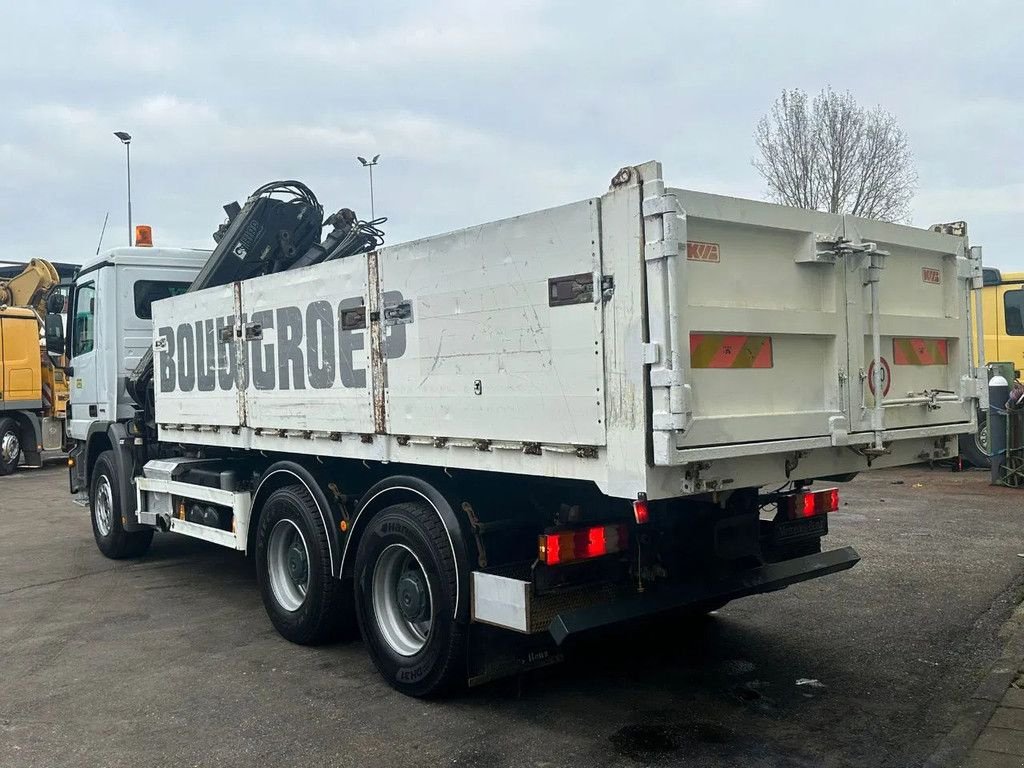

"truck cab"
[960, 266, 1023, 466]
[978, 267, 1024, 367]
[65, 247, 207, 492]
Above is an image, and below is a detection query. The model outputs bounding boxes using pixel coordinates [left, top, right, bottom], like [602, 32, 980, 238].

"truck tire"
[0, 417, 21, 475]
[354, 502, 466, 697]
[255, 484, 348, 645]
[959, 411, 991, 468]
[90, 450, 153, 559]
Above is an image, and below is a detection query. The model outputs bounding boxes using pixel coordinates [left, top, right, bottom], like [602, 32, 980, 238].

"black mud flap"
[548, 546, 860, 645]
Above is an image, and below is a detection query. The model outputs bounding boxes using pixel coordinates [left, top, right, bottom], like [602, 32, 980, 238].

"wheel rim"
[94, 475, 114, 537]
[1, 429, 19, 464]
[372, 543, 433, 657]
[268, 519, 310, 612]
[977, 420, 990, 453]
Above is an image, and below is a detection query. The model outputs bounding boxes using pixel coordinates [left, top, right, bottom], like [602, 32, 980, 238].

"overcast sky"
[2, 0, 1021, 269]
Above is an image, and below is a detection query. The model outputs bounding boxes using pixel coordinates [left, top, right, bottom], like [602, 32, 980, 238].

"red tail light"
[633, 497, 649, 525]
[539, 524, 629, 566]
[783, 487, 839, 520]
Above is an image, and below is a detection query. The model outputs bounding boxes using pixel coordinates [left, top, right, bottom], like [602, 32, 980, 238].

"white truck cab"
[66, 248, 207, 443]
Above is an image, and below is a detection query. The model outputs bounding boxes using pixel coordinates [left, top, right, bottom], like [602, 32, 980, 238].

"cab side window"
[72, 282, 96, 355]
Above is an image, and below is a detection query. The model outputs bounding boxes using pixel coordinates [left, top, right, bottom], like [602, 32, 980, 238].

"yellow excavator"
[0, 258, 69, 473]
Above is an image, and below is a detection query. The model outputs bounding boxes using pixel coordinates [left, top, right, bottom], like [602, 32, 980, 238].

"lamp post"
[114, 131, 133, 245]
[357, 154, 380, 220]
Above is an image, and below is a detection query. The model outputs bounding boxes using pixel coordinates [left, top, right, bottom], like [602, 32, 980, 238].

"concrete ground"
[2, 461, 1023, 768]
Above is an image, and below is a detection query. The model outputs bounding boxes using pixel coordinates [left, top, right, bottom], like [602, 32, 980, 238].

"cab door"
[66, 280, 99, 440]
[0, 314, 41, 405]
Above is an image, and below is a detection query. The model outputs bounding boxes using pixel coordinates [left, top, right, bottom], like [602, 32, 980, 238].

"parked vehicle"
[957, 263, 1022, 467]
[0, 258, 69, 473]
[51, 162, 984, 696]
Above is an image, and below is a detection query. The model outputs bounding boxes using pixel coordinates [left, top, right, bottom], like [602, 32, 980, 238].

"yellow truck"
[0, 258, 69, 473]
[957, 265, 1024, 467]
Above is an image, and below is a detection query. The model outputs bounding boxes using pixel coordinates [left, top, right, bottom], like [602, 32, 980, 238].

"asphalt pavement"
[2, 461, 1023, 768]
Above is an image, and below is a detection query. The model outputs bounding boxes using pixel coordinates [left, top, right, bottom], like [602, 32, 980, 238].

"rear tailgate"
[642, 179, 979, 465]
[843, 216, 975, 434]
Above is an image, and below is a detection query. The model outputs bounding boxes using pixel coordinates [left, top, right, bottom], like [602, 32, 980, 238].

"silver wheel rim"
[94, 475, 114, 537]
[1, 429, 19, 464]
[268, 519, 310, 612]
[977, 420, 990, 453]
[372, 543, 433, 657]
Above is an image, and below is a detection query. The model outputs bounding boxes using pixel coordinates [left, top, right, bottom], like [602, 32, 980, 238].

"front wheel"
[354, 502, 466, 697]
[90, 450, 153, 559]
[0, 417, 21, 475]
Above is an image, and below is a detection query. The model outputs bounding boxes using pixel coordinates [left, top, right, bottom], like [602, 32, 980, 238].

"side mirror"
[44, 313, 64, 356]
[46, 292, 65, 314]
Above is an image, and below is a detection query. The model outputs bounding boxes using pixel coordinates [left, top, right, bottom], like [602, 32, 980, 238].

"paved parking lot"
[2, 461, 1023, 767]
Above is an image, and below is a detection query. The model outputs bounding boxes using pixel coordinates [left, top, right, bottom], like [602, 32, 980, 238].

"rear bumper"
[547, 545, 860, 644]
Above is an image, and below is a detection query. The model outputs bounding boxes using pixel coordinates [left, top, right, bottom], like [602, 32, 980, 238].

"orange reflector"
[134, 225, 153, 247]
[690, 334, 773, 369]
[539, 524, 629, 566]
[783, 488, 839, 520]
[67, 457, 75, 468]
[893, 338, 948, 365]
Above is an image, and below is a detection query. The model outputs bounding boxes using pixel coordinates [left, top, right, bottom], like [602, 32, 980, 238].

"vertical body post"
[990, 374, 1008, 485]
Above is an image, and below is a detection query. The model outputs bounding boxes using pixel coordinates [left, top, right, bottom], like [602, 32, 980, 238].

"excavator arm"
[0, 258, 60, 315]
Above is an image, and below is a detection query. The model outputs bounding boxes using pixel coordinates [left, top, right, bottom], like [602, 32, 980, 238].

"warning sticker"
[922, 267, 941, 284]
[687, 241, 720, 263]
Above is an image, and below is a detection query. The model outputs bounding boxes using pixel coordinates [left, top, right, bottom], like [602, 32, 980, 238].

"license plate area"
[772, 515, 829, 545]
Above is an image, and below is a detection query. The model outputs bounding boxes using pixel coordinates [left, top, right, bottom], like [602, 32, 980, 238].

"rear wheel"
[0, 417, 21, 475]
[255, 484, 349, 645]
[354, 502, 466, 697]
[90, 450, 153, 559]
[959, 410, 991, 468]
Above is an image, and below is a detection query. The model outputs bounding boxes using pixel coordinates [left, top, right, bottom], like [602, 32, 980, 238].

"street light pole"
[357, 154, 380, 220]
[114, 131, 133, 245]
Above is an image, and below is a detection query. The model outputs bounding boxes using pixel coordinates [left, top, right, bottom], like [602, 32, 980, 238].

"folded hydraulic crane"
[126, 181, 385, 424]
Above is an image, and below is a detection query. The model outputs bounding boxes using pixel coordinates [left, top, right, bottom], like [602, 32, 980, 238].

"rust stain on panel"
[367, 251, 387, 433]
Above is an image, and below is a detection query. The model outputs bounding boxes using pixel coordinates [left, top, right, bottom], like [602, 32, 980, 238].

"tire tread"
[256, 484, 349, 646]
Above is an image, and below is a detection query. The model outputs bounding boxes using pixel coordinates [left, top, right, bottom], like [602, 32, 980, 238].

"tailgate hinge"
[639, 168, 693, 459]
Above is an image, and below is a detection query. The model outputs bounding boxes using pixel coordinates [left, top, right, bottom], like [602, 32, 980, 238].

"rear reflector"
[633, 497, 649, 525]
[783, 488, 839, 520]
[539, 524, 629, 566]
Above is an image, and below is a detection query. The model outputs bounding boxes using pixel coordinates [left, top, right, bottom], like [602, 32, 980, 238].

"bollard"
[990, 374, 1009, 485]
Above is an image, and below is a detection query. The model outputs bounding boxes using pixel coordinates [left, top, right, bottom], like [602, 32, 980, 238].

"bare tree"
[753, 87, 917, 222]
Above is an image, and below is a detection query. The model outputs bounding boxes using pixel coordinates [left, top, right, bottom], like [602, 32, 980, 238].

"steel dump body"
[152, 162, 980, 500]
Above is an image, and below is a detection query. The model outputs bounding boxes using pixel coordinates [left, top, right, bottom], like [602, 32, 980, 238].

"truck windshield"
[134, 280, 190, 320]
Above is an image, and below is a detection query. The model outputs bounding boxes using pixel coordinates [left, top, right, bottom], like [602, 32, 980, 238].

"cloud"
[0, 0, 1020, 271]
[915, 184, 1024, 219]
[282, 0, 551, 70]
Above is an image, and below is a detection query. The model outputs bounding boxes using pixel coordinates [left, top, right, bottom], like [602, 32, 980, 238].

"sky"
[1, 0, 1021, 269]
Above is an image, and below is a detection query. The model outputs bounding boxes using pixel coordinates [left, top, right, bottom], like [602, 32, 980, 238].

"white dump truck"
[50, 162, 984, 696]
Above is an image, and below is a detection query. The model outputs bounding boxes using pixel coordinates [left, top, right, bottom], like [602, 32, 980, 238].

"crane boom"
[0, 258, 60, 315]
